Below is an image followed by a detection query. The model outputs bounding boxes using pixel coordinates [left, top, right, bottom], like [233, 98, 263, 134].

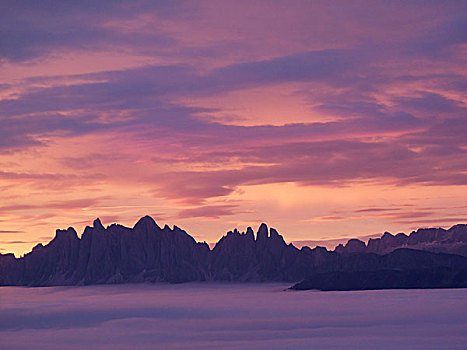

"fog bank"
[0, 284, 466, 349]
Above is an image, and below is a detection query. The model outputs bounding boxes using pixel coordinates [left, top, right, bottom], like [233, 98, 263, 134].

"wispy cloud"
[0, 1, 466, 255]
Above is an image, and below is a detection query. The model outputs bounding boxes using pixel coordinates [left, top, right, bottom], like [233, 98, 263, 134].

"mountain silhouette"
[0, 216, 466, 289]
[291, 266, 467, 291]
[335, 224, 467, 256]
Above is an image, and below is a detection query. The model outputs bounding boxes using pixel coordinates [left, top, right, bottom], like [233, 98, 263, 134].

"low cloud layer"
[0, 284, 466, 349]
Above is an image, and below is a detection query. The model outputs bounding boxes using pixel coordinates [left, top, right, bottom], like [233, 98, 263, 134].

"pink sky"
[0, 1, 466, 256]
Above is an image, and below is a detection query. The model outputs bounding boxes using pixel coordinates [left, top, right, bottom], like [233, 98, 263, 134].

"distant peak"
[269, 227, 279, 238]
[134, 215, 159, 230]
[245, 227, 254, 240]
[312, 246, 328, 253]
[344, 239, 366, 252]
[449, 224, 467, 230]
[256, 223, 269, 242]
[269, 227, 286, 242]
[93, 218, 104, 230]
[32, 243, 44, 252]
[54, 227, 78, 240]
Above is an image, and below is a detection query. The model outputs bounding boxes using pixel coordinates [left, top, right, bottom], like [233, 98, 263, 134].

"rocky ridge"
[0, 217, 466, 287]
[335, 224, 467, 256]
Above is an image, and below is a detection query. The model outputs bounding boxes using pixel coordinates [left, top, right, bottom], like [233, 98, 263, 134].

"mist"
[1, 284, 465, 349]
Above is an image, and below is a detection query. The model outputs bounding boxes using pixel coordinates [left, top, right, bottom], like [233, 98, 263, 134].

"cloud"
[406, 12, 467, 58]
[0, 1, 184, 62]
[147, 132, 466, 204]
[0, 0, 465, 254]
[0, 198, 103, 215]
[355, 208, 403, 213]
[203, 48, 360, 91]
[0, 284, 465, 350]
[393, 91, 466, 116]
[395, 217, 467, 225]
[177, 205, 238, 219]
[0, 171, 67, 180]
[0, 112, 109, 151]
[305, 210, 437, 224]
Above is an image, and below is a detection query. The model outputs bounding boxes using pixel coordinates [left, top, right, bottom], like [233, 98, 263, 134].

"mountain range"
[334, 224, 467, 256]
[0, 216, 466, 290]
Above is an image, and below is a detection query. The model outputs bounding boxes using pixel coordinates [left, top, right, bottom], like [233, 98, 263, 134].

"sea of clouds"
[0, 283, 466, 349]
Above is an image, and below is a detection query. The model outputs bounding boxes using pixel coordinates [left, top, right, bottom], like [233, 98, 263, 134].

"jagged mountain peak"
[256, 223, 269, 242]
[336, 223, 467, 256]
[133, 215, 160, 230]
[0, 217, 465, 287]
[53, 227, 79, 241]
[93, 218, 105, 230]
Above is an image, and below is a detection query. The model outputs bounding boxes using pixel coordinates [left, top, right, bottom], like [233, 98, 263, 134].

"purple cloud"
[0, 1, 465, 252]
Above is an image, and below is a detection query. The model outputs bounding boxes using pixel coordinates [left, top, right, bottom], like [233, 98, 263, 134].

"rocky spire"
[93, 218, 105, 230]
[256, 223, 269, 243]
[245, 227, 255, 241]
[0, 217, 465, 287]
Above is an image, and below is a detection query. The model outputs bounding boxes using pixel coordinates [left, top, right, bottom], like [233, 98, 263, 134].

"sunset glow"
[0, 1, 466, 256]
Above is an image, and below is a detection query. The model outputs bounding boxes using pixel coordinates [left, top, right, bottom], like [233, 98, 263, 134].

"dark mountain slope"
[291, 267, 467, 291]
[0, 217, 210, 285]
[291, 249, 467, 291]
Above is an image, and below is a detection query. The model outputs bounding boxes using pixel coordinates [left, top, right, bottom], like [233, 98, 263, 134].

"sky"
[1, 284, 466, 349]
[0, 0, 466, 256]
